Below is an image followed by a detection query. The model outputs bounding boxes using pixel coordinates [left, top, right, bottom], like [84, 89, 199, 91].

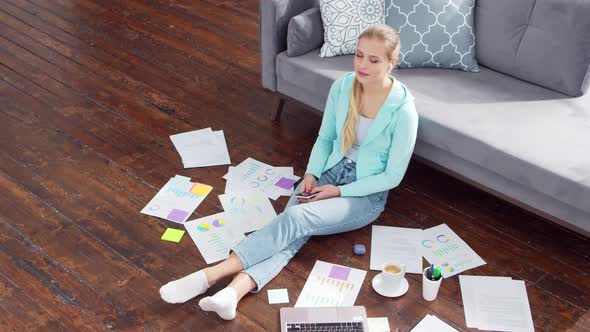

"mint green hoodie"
[305, 72, 418, 197]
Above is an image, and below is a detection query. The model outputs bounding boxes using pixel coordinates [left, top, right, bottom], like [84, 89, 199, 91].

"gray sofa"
[260, 0, 590, 236]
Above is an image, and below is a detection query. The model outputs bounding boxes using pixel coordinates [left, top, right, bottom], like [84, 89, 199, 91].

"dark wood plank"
[0, 272, 64, 331]
[0, 217, 133, 331]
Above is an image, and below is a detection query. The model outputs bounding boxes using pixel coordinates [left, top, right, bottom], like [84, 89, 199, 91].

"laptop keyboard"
[286, 322, 364, 331]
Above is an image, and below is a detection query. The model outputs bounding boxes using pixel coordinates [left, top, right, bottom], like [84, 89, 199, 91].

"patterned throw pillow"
[385, 0, 479, 72]
[320, 0, 385, 57]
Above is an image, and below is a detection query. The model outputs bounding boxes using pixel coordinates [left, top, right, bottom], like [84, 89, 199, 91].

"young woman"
[159, 24, 418, 320]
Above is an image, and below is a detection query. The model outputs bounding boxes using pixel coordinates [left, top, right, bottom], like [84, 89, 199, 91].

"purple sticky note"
[167, 209, 189, 223]
[328, 265, 351, 281]
[275, 177, 297, 190]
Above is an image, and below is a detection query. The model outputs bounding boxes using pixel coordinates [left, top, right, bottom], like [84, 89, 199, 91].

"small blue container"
[353, 244, 366, 255]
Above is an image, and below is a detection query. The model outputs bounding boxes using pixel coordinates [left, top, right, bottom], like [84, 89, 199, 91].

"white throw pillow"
[319, 0, 385, 57]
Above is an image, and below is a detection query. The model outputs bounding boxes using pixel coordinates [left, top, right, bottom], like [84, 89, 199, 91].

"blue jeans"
[232, 157, 388, 291]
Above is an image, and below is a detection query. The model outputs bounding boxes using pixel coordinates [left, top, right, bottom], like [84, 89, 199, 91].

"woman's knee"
[283, 205, 301, 219]
[281, 205, 309, 233]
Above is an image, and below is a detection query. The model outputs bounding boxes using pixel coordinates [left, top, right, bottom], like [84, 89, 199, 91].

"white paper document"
[410, 314, 458, 332]
[295, 260, 366, 307]
[184, 213, 245, 264]
[170, 128, 231, 168]
[218, 192, 277, 233]
[367, 317, 390, 332]
[140, 175, 211, 223]
[370, 225, 423, 274]
[459, 275, 534, 332]
[224, 158, 299, 199]
[420, 224, 485, 277]
[223, 166, 294, 181]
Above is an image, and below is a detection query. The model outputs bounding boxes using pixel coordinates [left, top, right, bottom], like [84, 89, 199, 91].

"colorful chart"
[436, 234, 450, 243]
[420, 224, 486, 278]
[304, 294, 341, 306]
[212, 219, 225, 228]
[421, 240, 434, 248]
[240, 162, 261, 181]
[197, 223, 211, 232]
[316, 276, 355, 292]
[441, 261, 455, 273]
[295, 261, 366, 308]
[432, 243, 461, 256]
[141, 176, 210, 224]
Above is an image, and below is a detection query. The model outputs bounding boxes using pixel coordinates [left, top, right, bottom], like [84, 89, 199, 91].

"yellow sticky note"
[191, 183, 212, 196]
[161, 228, 185, 243]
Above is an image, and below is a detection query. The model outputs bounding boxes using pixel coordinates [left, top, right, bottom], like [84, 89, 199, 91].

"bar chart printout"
[295, 260, 366, 307]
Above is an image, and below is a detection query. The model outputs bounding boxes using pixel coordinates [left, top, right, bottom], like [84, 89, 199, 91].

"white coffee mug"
[381, 263, 406, 291]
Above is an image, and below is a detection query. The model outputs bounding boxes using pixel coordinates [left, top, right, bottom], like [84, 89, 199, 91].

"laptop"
[280, 306, 369, 332]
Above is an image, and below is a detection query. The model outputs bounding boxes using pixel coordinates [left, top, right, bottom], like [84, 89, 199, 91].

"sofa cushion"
[287, 8, 325, 57]
[384, 0, 479, 72]
[319, 0, 385, 57]
[276, 50, 590, 218]
[475, 0, 590, 97]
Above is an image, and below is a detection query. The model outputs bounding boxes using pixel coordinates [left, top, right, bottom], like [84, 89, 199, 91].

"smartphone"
[295, 191, 318, 199]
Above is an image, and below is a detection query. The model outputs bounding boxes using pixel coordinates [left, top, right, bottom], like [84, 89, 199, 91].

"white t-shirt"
[345, 114, 374, 161]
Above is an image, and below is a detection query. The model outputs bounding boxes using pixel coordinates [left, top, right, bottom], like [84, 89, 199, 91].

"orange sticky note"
[190, 183, 212, 196]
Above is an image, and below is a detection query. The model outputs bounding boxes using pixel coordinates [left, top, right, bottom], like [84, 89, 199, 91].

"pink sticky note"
[329, 265, 351, 281]
[275, 177, 297, 190]
[167, 209, 189, 223]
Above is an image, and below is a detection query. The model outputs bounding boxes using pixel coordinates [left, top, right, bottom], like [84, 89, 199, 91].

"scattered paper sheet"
[161, 228, 185, 243]
[223, 166, 295, 180]
[170, 128, 231, 168]
[459, 275, 513, 328]
[367, 317, 390, 332]
[267, 288, 289, 304]
[370, 225, 423, 274]
[420, 224, 485, 277]
[184, 213, 245, 264]
[295, 261, 366, 307]
[410, 314, 458, 332]
[141, 175, 211, 223]
[459, 275, 534, 332]
[218, 192, 277, 233]
[224, 158, 299, 199]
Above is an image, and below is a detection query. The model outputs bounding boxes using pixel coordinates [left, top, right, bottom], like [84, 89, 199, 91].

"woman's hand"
[302, 184, 341, 203]
[300, 173, 318, 193]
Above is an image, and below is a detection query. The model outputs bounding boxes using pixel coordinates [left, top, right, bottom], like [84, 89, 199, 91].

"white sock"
[198, 287, 238, 320]
[159, 270, 209, 304]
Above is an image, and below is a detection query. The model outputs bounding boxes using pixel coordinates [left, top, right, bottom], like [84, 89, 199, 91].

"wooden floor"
[0, 0, 588, 331]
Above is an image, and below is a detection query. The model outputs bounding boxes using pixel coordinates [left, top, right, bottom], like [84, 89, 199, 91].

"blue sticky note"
[267, 288, 289, 304]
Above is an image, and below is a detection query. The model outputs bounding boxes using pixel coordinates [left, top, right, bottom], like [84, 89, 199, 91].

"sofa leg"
[271, 97, 285, 121]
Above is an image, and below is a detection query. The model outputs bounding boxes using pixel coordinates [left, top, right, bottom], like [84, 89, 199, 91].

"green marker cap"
[433, 267, 441, 279]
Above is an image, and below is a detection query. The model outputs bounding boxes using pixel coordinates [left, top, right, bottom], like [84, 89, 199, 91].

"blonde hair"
[342, 24, 401, 154]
